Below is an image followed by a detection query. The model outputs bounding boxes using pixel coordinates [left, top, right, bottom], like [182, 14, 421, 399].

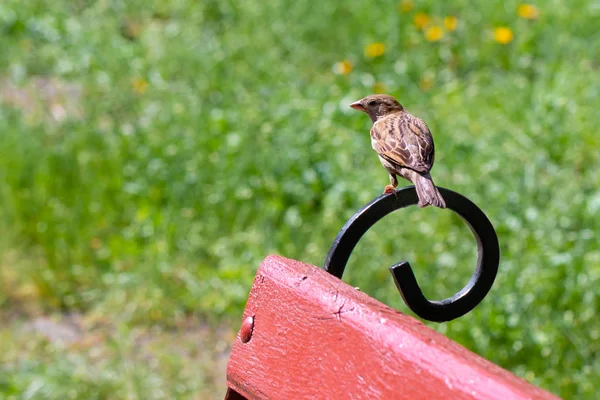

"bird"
[350, 94, 446, 208]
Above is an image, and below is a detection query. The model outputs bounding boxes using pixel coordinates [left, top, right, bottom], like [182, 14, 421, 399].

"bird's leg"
[383, 173, 398, 194]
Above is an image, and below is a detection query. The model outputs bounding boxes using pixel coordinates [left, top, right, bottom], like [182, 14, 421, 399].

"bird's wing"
[370, 114, 434, 173]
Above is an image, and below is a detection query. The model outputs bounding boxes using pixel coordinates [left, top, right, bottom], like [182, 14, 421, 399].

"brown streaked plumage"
[350, 94, 446, 208]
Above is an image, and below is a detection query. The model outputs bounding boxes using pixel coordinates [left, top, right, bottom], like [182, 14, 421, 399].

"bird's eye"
[368, 100, 377, 107]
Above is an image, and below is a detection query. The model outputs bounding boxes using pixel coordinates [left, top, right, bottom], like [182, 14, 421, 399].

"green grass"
[1, 0, 599, 398]
[0, 313, 231, 399]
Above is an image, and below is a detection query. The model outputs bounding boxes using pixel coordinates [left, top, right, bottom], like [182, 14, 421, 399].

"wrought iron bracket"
[323, 186, 500, 323]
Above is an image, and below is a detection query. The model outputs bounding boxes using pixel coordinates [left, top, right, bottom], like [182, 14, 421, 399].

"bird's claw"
[383, 185, 396, 195]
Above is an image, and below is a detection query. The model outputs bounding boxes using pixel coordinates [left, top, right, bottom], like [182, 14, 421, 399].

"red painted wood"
[226, 255, 558, 400]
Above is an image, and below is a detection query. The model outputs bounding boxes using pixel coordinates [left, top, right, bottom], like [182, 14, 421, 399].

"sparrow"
[350, 94, 446, 208]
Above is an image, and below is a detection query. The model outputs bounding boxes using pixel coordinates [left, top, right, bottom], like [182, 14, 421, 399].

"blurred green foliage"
[1, 0, 599, 398]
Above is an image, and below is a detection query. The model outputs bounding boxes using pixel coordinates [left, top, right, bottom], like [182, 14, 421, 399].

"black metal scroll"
[323, 186, 500, 323]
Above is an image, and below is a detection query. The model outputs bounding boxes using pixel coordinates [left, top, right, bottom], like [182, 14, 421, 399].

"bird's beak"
[350, 100, 365, 112]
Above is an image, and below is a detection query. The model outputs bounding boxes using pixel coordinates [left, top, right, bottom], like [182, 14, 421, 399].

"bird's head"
[350, 94, 404, 122]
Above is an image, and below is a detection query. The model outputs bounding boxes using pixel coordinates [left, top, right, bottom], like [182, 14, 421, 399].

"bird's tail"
[414, 173, 446, 208]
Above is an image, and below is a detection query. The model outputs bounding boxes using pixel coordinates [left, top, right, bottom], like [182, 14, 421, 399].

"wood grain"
[226, 255, 558, 400]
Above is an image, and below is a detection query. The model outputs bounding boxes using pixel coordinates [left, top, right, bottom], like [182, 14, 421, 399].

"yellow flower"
[444, 16, 458, 32]
[373, 82, 386, 94]
[399, 0, 413, 13]
[424, 25, 444, 42]
[334, 60, 353, 75]
[517, 4, 539, 20]
[132, 77, 148, 94]
[494, 27, 514, 45]
[413, 13, 430, 30]
[365, 42, 386, 58]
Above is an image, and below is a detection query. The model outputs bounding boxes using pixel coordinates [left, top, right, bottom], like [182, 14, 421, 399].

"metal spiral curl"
[323, 186, 500, 323]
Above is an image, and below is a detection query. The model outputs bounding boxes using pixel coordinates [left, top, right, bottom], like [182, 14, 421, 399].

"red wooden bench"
[225, 255, 558, 400]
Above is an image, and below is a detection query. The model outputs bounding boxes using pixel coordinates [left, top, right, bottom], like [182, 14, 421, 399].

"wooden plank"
[226, 255, 558, 400]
